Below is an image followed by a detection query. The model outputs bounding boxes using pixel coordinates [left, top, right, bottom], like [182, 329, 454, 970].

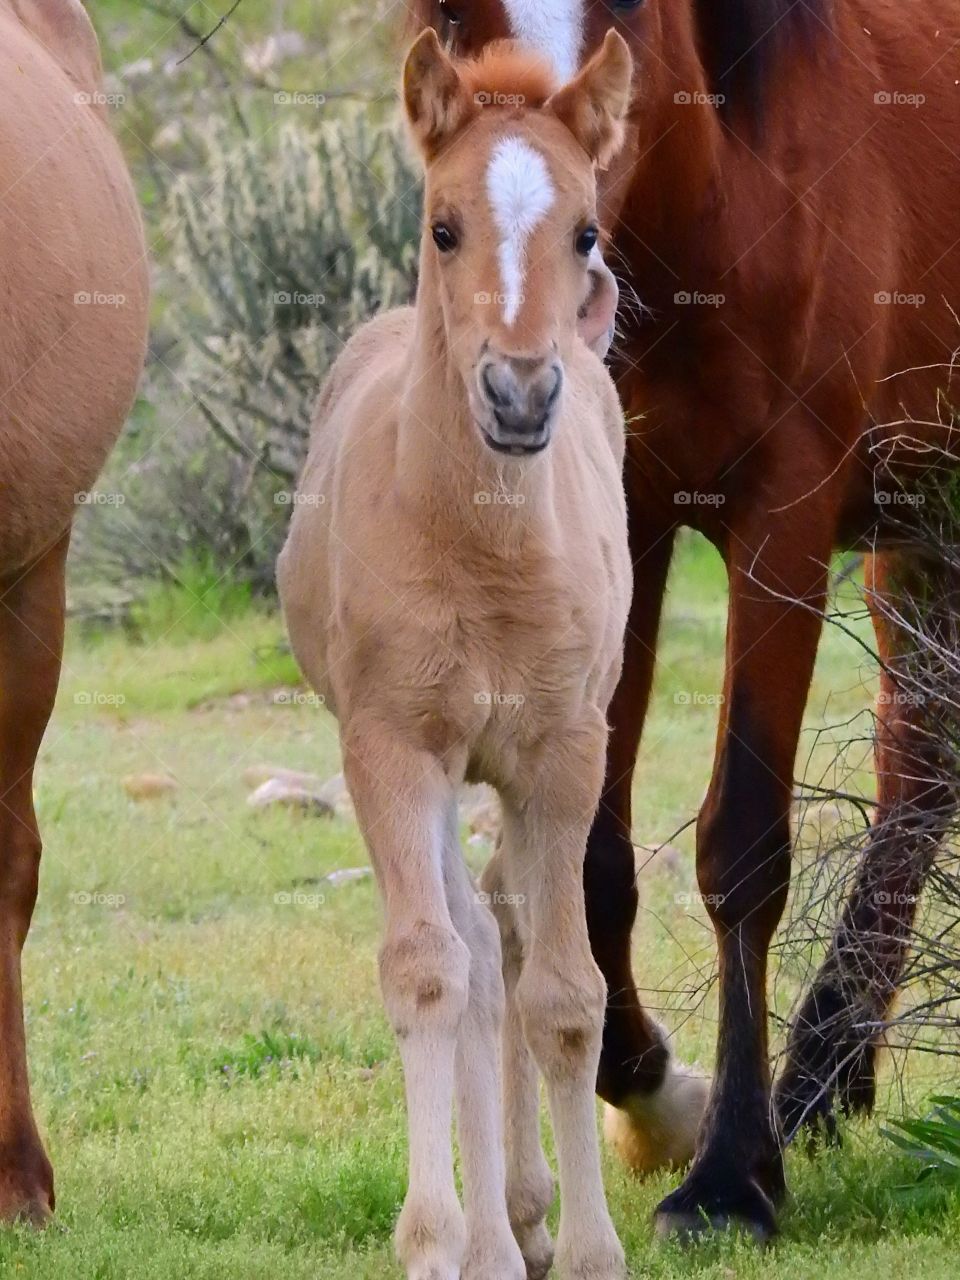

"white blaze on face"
[502, 0, 584, 83]
[486, 136, 555, 328]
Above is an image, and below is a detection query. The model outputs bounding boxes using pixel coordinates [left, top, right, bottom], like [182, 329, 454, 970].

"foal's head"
[403, 29, 632, 456]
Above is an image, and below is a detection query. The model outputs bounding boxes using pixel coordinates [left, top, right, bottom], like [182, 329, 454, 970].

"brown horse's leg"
[0, 534, 68, 1223]
[587, 519, 709, 1173]
[776, 550, 957, 1139]
[654, 498, 832, 1240]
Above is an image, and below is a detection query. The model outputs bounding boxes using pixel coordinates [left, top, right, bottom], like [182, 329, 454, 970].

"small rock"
[122, 773, 177, 800]
[636, 842, 684, 875]
[247, 778, 334, 817]
[243, 764, 323, 791]
[324, 867, 372, 887]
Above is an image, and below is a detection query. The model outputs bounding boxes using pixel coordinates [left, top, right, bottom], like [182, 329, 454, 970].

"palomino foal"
[279, 29, 633, 1280]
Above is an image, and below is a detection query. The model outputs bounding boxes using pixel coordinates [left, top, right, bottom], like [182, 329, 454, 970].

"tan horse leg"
[441, 818, 525, 1280]
[342, 722, 470, 1280]
[503, 720, 626, 1280]
[481, 846, 555, 1280]
[0, 533, 67, 1224]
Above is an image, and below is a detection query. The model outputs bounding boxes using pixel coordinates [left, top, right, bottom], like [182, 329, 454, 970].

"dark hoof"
[0, 1142, 55, 1227]
[653, 1171, 779, 1244]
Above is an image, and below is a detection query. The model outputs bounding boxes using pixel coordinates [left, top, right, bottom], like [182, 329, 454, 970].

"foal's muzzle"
[476, 351, 563, 455]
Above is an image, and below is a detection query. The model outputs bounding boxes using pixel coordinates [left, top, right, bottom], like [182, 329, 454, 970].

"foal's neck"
[396, 253, 556, 558]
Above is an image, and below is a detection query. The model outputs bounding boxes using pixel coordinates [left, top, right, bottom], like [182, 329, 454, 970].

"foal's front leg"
[507, 722, 626, 1280]
[343, 722, 470, 1280]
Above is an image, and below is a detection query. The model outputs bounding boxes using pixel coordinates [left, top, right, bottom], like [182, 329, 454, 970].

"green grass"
[6, 534, 957, 1276]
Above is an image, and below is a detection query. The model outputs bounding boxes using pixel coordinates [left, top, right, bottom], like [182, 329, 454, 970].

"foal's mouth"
[481, 429, 550, 457]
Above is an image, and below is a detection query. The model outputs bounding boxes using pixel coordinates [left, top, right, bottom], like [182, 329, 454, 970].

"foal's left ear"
[547, 30, 633, 168]
[403, 28, 476, 159]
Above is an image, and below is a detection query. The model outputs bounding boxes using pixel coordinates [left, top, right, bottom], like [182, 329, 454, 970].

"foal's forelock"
[501, 0, 584, 83]
[485, 135, 556, 328]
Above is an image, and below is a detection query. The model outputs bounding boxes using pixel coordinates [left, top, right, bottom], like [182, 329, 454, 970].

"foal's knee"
[516, 961, 606, 1084]
[379, 922, 470, 1040]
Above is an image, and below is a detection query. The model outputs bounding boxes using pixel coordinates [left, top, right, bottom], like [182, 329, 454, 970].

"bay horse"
[408, 0, 960, 1240]
[279, 30, 635, 1278]
[0, 0, 149, 1221]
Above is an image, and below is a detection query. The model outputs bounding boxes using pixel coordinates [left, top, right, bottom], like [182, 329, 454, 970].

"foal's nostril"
[481, 364, 510, 409]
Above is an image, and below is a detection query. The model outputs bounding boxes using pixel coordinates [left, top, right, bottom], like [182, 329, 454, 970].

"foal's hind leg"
[442, 819, 525, 1280]
[776, 551, 957, 1140]
[481, 846, 555, 1280]
[0, 534, 69, 1223]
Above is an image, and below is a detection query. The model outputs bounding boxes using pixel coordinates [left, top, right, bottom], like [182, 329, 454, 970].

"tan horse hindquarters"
[0, 3, 148, 1223]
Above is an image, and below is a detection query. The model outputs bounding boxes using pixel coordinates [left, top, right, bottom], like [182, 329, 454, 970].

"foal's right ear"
[403, 29, 476, 159]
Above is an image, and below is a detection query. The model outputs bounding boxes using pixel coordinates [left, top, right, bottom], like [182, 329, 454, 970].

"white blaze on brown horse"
[0, 0, 148, 1222]
[279, 29, 635, 1280]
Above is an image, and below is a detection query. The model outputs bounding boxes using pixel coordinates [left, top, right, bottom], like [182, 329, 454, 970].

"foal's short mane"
[459, 41, 558, 108]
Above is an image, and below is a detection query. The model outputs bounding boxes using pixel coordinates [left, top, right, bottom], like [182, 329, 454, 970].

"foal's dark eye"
[438, 1, 462, 25]
[432, 222, 459, 253]
[575, 225, 599, 257]
[612, 0, 644, 10]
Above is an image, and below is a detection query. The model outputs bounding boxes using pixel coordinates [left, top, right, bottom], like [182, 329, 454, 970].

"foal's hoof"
[603, 1061, 710, 1175]
[514, 1221, 553, 1280]
[653, 1173, 778, 1244]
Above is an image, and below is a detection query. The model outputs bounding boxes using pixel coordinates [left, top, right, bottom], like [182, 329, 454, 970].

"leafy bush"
[73, 108, 421, 608]
[168, 110, 420, 481]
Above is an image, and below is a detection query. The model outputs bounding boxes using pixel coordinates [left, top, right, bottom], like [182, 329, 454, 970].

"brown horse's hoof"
[653, 1165, 779, 1244]
[0, 1145, 55, 1227]
[603, 1060, 710, 1175]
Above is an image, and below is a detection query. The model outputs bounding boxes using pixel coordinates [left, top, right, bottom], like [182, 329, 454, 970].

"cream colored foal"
[279, 29, 634, 1280]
